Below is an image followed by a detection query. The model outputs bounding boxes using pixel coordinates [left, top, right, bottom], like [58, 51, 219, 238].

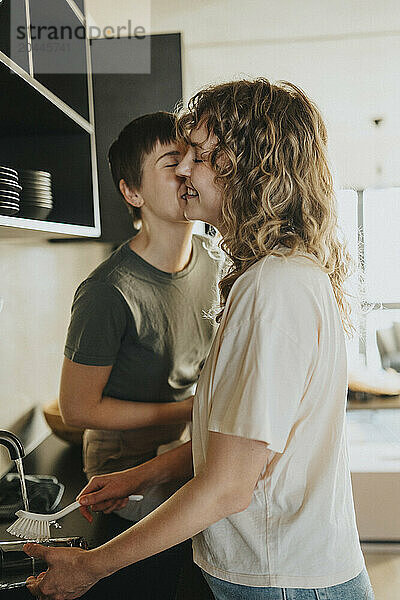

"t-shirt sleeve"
[64, 280, 128, 366]
[208, 318, 315, 454]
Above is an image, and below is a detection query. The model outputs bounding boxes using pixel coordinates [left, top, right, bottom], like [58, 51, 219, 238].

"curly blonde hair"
[177, 78, 355, 335]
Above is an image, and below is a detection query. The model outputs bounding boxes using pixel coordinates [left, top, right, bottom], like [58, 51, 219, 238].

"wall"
[86, 0, 400, 189]
[0, 242, 110, 430]
[2, 0, 399, 430]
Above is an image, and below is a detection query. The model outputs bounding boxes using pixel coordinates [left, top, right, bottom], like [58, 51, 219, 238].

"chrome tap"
[0, 431, 25, 460]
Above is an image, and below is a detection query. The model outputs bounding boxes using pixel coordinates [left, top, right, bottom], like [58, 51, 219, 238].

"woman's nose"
[176, 152, 191, 178]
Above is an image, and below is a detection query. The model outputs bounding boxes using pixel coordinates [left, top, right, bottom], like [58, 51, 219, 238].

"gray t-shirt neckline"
[121, 237, 199, 281]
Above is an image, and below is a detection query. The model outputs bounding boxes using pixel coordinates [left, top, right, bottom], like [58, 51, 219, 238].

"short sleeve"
[64, 280, 128, 366]
[208, 318, 315, 454]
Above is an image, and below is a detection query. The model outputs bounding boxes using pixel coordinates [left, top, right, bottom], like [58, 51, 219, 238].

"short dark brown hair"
[108, 111, 177, 228]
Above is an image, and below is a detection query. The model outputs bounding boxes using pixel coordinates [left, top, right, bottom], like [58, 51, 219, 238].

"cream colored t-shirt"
[192, 252, 365, 589]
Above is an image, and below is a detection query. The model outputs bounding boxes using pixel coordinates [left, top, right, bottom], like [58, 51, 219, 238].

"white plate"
[21, 170, 51, 178]
[22, 184, 52, 194]
[0, 178, 22, 188]
[0, 194, 21, 203]
[0, 166, 18, 175]
[0, 189, 20, 196]
[0, 171, 18, 181]
[22, 193, 52, 199]
[0, 197, 20, 204]
[0, 203, 20, 209]
[21, 182, 52, 189]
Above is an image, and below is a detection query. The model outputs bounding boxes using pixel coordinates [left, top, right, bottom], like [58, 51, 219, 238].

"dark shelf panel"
[0, 132, 94, 227]
[0, 0, 30, 73]
[35, 73, 90, 122]
[0, 61, 88, 136]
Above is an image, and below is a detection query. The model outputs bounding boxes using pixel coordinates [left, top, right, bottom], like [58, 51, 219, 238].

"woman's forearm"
[64, 395, 193, 430]
[77, 441, 194, 511]
[135, 440, 194, 487]
[86, 470, 246, 580]
[60, 359, 193, 430]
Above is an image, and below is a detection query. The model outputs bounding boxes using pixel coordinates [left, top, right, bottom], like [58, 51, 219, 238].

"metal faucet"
[0, 431, 25, 460]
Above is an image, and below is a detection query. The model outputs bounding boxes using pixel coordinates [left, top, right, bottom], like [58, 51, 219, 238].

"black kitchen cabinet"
[0, 0, 100, 240]
[91, 33, 182, 243]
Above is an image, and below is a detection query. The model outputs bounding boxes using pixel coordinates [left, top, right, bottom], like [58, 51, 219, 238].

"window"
[337, 187, 400, 369]
[363, 188, 400, 303]
[336, 189, 359, 366]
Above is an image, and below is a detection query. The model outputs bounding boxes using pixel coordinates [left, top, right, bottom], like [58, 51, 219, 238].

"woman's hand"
[77, 441, 193, 522]
[24, 544, 101, 600]
[77, 467, 147, 521]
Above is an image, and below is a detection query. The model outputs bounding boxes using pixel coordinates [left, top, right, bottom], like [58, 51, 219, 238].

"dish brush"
[6, 494, 144, 541]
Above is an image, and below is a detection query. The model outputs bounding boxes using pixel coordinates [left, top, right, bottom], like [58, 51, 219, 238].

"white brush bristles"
[6, 496, 142, 542]
[7, 515, 51, 541]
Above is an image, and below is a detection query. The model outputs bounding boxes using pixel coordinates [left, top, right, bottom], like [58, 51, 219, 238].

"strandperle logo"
[7, 1, 152, 75]
[16, 21, 146, 41]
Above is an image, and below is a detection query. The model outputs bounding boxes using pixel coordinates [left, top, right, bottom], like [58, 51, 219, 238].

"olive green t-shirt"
[64, 234, 221, 475]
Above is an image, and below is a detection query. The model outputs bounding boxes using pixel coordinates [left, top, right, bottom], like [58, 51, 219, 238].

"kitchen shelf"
[0, 215, 99, 240]
[0, 54, 92, 134]
[0, 0, 100, 240]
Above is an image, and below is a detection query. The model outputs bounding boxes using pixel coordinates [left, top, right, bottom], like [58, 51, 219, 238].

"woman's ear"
[119, 179, 144, 208]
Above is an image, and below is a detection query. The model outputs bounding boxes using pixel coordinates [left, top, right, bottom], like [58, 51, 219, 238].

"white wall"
[2, 0, 398, 429]
[86, 0, 400, 189]
[0, 242, 110, 430]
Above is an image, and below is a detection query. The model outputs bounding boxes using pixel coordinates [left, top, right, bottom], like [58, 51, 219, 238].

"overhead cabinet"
[0, 0, 100, 240]
[91, 33, 183, 243]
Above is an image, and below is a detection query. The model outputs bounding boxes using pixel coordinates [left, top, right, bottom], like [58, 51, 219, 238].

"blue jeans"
[201, 567, 374, 599]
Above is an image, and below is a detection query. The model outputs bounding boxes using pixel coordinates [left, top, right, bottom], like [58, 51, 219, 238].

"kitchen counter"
[0, 434, 127, 598]
[0, 435, 113, 549]
[347, 392, 400, 410]
[0, 434, 211, 600]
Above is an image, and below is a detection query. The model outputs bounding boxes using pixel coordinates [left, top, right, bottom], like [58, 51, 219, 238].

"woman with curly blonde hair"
[178, 79, 355, 334]
[24, 79, 374, 600]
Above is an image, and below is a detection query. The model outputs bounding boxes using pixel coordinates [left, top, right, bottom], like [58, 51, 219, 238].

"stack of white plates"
[0, 166, 21, 216]
[19, 170, 53, 220]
